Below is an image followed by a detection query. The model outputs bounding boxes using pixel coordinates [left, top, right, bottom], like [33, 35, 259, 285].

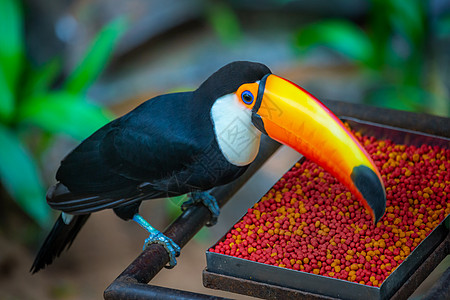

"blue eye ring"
[241, 90, 254, 105]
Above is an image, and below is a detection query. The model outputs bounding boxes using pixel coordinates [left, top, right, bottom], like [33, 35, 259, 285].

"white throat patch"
[210, 93, 261, 166]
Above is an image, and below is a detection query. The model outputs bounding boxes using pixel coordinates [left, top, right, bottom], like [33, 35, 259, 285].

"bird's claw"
[182, 192, 220, 226]
[144, 233, 181, 268]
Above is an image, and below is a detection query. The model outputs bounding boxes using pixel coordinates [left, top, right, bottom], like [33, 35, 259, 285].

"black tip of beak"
[351, 165, 386, 224]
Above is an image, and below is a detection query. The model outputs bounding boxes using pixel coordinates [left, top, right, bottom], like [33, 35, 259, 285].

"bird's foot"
[181, 191, 220, 226]
[144, 232, 181, 268]
[133, 213, 181, 268]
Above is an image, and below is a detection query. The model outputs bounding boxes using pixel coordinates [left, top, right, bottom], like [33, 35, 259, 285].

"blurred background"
[0, 0, 449, 299]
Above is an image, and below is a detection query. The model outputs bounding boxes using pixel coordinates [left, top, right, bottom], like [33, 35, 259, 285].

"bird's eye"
[241, 90, 254, 105]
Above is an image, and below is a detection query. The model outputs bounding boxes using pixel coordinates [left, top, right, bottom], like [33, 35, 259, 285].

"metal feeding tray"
[205, 118, 450, 300]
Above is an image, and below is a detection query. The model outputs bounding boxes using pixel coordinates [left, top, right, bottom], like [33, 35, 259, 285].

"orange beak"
[252, 74, 386, 223]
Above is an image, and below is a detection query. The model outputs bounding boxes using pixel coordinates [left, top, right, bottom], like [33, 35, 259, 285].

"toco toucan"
[31, 61, 386, 273]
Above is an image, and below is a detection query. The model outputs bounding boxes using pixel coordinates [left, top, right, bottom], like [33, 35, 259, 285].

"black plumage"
[49, 91, 246, 215]
[31, 61, 271, 273]
[31, 214, 90, 273]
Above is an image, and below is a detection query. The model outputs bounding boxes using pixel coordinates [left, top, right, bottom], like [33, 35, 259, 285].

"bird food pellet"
[210, 130, 449, 287]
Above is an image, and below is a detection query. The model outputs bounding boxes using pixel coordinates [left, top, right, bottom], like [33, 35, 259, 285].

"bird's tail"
[30, 213, 90, 273]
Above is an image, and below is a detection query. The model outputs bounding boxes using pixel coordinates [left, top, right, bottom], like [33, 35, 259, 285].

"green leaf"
[386, 0, 425, 46]
[296, 20, 375, 67]
[436, 14, 450, 38]
[0, 0, 24, 121]
[365, 86, 429, 113]
[18, 92, 113, 140]
[0, 125, 51, 227]
[64, 17, 127, 94]
[206, 1, 241, 45]
[0, 0, 24, 83]
[0, 67, 14, 122]
[23, 58, 62, 98]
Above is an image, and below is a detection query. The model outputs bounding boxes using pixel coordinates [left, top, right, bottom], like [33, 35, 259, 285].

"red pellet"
[211, 130, 450, 287]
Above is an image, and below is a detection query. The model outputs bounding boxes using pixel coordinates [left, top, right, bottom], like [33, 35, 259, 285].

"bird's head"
[200, 61, 386, 223]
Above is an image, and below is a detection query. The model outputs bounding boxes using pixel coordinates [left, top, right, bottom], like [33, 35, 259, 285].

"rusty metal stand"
[104, 101, 450, 299]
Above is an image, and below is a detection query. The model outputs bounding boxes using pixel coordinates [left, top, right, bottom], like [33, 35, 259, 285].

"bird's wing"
[54, 124, 117, 187]
[99, 125, 201, 183]
[49, 93, 212, 213]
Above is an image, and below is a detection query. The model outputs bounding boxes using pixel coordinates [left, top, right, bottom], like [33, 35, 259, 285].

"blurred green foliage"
[296, 0, 450, 116]
[206, 1, 242, 45]
[0, 0, 126, 228]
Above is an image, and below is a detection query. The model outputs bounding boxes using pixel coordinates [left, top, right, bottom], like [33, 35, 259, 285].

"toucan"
[30, 61, 386, 273]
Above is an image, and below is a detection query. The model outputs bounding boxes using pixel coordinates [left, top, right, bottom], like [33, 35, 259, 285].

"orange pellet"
[211, 130, 449, 288]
